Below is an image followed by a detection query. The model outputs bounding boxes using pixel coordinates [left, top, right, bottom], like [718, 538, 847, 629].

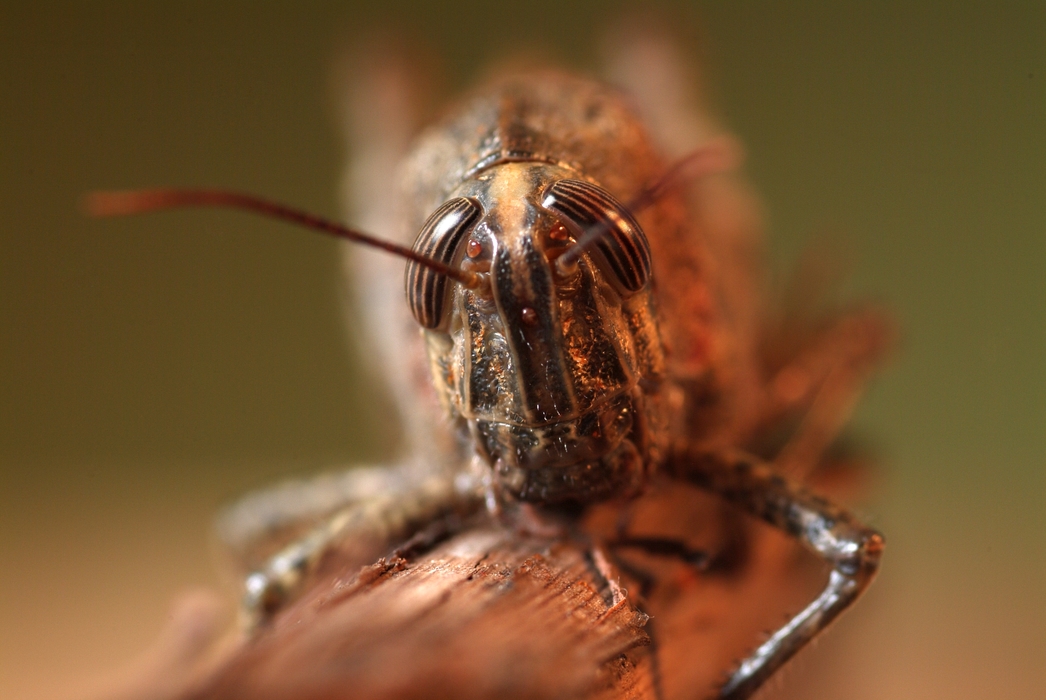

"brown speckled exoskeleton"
[89, 39, 889, 700]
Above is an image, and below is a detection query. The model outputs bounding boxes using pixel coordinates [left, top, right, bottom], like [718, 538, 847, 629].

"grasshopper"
[89, 35, 889, 700]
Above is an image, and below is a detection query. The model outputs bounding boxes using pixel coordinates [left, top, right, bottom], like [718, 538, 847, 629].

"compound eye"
[542, 179, 652, 294]
[405, 197, 482, 329]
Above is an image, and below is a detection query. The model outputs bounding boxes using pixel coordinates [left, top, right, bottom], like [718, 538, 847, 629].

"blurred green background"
[2, 2, 1043, 698]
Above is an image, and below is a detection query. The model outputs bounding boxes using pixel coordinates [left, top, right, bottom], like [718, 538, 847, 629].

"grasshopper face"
[406, 162, 667, 504]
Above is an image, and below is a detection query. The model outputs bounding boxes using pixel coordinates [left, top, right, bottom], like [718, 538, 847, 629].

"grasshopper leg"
[239, 468, 484, 627]
[668, 447, 884, 699]
[761, 307, 893, 478]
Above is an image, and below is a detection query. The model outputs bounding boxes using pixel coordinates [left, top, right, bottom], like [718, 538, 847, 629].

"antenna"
[84, 188, 482, 288]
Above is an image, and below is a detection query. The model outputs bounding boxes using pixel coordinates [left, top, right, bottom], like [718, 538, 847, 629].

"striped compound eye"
[542, 179, 652, 294]
[406, 197, 483, 329]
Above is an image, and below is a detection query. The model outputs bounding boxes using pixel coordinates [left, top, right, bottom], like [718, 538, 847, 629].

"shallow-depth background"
[2, 2, 1043, 698]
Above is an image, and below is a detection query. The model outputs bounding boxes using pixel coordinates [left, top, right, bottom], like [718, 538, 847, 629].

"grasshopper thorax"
[406, 161, 669, 505]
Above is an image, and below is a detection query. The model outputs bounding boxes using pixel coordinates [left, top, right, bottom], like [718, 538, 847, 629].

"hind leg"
[334, 37, 459, 461]
[760, 307, 893, 478]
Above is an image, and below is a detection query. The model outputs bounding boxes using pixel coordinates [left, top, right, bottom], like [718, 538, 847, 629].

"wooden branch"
[82, 466, 867, 700]
[196, 525, 654, 700]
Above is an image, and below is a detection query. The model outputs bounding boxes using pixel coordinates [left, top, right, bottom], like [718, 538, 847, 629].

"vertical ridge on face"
[543, 179, 652, 293]
[489, 212, 578, 425]
[406, 197, 482, 329]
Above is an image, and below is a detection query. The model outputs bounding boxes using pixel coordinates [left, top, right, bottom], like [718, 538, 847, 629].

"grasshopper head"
[406, 162, 667, 504]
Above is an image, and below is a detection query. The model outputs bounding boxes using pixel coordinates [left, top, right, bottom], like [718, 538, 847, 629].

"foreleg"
[217, 464, 427, 571]
[667, 447, 884, 699]
[240, 467, 484, 627]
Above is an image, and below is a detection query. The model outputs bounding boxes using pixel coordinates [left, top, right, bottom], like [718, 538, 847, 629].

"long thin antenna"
[84, 188, 482, 288]
[556, 137, 741, 274]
